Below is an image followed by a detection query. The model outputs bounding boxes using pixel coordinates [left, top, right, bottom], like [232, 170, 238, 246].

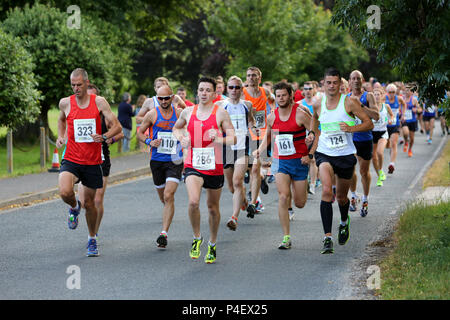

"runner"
[385, 83, 407, 174]
[299, 81, 319, 195]
[347, 70, 379, 217]
[56, 68, 122, 257]
[254, 81, 312, 249]
[137, 85, 184, 248]
[401, 83, 421, 157]
[438, 91, 449, 136]
[309, 68, 374, 254]
[136, 77, 187, 125]
[216, 76, 254, 231]
[173, 76, 236, 264]
[213, 77, 227, 103]
[372, 86, 394, 187]
[77, 84, 124, 246]
[177, 86, 195, 107]
[243, 66, 275, 217]
[423, 99, 438, 144]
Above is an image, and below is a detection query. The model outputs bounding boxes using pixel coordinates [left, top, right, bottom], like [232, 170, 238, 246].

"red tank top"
[64, 94, 102, 165]
[243, 87, 269, 140]
[271, 106, 307, 160]
[184, 104, 223, 176]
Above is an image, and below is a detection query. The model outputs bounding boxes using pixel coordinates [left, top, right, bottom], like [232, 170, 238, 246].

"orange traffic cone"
[48, 148, 60, 172]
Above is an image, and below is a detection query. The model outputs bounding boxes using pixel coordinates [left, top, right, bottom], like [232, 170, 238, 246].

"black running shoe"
[338, 216, 350, 245]
[247, 203, 256, 218]
[260, 177, 269, 194]
[156, 233, 168, 248]
[321, 237, 334, 254]
[244, 171, 250, 184]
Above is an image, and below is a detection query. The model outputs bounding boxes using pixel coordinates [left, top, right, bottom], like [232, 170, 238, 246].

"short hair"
[198, 76, 216, 91]
[87, 83, 99, 95]
[154, 77, 169, 87]
[122, 92, 131, 102]
[227, 75, 243, 86]
[247, 66, 262, 78]
[324, 67, 341, 79]
[273, 81, 293, 96]
[386, 83, 397, 92]
[303, 81, 314, 87]
[177, 86, 186, 92]
[70, 68, 88, 80]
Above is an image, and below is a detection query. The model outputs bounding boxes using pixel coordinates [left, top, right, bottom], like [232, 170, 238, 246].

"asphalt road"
[0, 131, 447, 300]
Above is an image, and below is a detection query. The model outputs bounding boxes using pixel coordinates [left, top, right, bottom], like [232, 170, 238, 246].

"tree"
[0, 28, 41, 129]
[332, 0, 450, 108]
[1, 3, 125, 137]
[207, 0, 367, 83]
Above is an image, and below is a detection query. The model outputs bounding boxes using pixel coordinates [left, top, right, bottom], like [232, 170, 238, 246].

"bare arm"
[308, 99, 321, 154]
[93, 96, 122, 143]
[174, 95, 187, 109]
[136, 98, 153, 124]
[342, 97, 374, 133]
[364, 92, 380, 121]
[398, 96, 407, 122]
[255, 112, 274, 158]
[137, 109, 156, 145]
[215, 107, 236, 146]
[173, 107, 191, 147]
[56, 98, 70, 148]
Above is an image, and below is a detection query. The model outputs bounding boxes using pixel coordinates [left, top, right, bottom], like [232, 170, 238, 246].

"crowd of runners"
[56, 67, 449, 261]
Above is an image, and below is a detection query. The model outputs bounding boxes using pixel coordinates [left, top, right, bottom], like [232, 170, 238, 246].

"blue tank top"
[423, 101, 436, 117]
[348, 91, 372, 141]
[386, 95, 400, 127]
[405, 96, 417, 123]
[150, 105, 182, 162]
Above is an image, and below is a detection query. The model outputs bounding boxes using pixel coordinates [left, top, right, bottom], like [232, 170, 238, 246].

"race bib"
[74, 118, 96, 143]
[404, 109, 413, 120]
[275, 134, 295, 156]
[230, 114, 247, 151]
[157, 132, 177, 155]
[324, 131, 348, 149]
[254, 110, 266, 129]
[192, 147, 215, 170]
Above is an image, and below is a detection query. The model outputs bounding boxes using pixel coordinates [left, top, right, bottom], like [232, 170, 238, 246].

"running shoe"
[246, 203, 256, 218]
[349, 196, 358, 212]
[86, 238, 99, 257]
[278, 235, 292, 250]
[244, 171, 250, 184]
[308, 183, 315, 195]
[403, 141, 408, 152]
[204, 244, 216, 264]
[260, 177, 269, 194]
[190, 237, 203, 259]
[360, 201, 369, 217]
[338, 216, 350, 245]
[226, 216, 238, 231]
[288, 208, 295, 221]
[388, 164, 395, 174]
[379, 170, 386, 181]
[376, 175, 383, 187]
[408, 150, 413, 157]
[156, 233, 168, 248]
[68, 200, 81, 230]
[427, 139, 432, 144]
[315, 179, 322, 188]
[321, 237, 334, 254]
[255, 200, 264, 213]
[267, 175, 275, 183]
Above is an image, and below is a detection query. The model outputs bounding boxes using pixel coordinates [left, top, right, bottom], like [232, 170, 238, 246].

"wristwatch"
[308, 154, 313, 159]
[102, 134, 108, 141]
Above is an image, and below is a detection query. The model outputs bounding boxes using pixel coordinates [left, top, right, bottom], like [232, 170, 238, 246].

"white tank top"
[224, 100, 249, 151]
[317, 94, 356, 156]
[372, 103, 388, 132]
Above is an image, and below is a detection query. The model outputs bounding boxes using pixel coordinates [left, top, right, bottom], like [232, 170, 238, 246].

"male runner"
[173, 77, 236, 264]
[254, 81, 312, 249]
[309, 68, 374, 254]
[347, 70, 379, 217]
[56, 68, 122, 257]
[77, 84, 124, 246]
[243, 66, 275, 217]
[423, 100, 438, 144]
[385, 83, 406, 173]
[137, 85, 184, 248]
[216, 76, 254, 231]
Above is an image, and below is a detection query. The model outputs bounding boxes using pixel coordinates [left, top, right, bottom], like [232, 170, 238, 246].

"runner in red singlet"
[173, 76, 236, 264]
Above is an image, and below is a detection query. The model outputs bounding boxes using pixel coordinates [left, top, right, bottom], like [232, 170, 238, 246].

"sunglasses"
[303, 87, 313, 91]
[157, 95, 173, 101]
[228, 85, 241, 90]
[388, 91, 395, 94]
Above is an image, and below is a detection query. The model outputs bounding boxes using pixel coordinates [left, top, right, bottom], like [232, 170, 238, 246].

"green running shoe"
[278, 235, 292, 249]
[190, 237, 203, 259]
[338, 215, 350, 245]
[204, 244, 216, 264]
[379, 170, 386, 181]
[376, 175, 383, 187]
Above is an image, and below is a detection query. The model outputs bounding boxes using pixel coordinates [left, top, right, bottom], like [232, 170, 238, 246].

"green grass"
[379, 200, 450, 299]
[422, 139, 450, 188]
[0, 105, 142, 178]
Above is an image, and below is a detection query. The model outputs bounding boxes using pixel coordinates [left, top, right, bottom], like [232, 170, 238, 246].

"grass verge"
[422, 139, 450, 188]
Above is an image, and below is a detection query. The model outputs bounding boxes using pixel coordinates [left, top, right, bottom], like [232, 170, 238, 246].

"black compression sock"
[338, 199, 350, 223]
[320, 200, 333, 234]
